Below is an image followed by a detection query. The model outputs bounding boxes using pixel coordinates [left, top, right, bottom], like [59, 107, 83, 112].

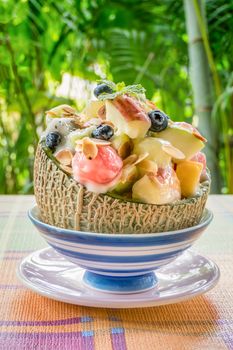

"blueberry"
[94, 84, 114, 98]
[91, 124, 114, 140]
[45, 132, 62, 151]
[148, 110, 168, 132]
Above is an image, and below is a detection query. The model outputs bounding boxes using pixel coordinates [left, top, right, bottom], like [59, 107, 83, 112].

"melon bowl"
[29, 206, 213, 293]
[34, 144, 210, 234]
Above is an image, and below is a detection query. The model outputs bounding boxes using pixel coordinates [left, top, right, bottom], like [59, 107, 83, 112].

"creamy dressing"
[74, 171, 122, 194]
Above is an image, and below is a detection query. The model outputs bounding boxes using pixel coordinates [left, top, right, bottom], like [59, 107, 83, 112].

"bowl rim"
[29, 205, 213, 239]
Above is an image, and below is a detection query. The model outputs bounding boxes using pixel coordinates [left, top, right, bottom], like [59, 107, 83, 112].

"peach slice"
[176, 160, 203, 197]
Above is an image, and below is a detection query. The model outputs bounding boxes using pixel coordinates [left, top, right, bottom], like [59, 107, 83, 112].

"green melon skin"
[34, 144, 210, 234]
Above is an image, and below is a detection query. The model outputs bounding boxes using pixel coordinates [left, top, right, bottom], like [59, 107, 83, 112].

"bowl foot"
[83, 271, 158, 294]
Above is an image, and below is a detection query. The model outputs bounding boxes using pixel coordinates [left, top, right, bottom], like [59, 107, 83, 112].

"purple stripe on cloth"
[0, 250, 34, 260]
[0, 331, 94, 350]
[4, 250, 34, 253]
[0, 257, 27, 261]
[82, 331, 95, 350]
[220, 331, 233, 349]
[111, 328, 127, 350]
[0, 285, 24, 290]
[0, 317, 93, 327]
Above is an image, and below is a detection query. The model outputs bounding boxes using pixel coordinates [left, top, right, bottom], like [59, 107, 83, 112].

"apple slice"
[134, 137, 184, 168]
[152, 122, 206, 160]
[105, 96, 151, 139]
[132, 167, 181, 204]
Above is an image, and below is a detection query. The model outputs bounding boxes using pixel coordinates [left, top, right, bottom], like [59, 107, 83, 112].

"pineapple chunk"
[176, 160, 203, 197]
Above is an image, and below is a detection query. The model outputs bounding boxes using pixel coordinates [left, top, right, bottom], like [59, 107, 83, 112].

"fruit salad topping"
[41, 80, 208, 203]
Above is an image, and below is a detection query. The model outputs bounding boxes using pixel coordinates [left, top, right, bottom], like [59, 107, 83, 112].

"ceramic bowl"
[29, 206, 213, 293]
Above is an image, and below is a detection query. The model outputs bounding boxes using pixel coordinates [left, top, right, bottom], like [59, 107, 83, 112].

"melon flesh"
[153, 125, 205, 160]
[176, 160, 203, 197]
[134, 137, 171, 168]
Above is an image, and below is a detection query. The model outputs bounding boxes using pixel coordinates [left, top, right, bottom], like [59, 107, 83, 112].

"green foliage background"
[0, 0, 232, 194]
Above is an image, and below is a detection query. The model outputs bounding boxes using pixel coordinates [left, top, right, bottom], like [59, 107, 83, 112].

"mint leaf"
[96, 79, 116, 90]
[97, 80, 146, 101]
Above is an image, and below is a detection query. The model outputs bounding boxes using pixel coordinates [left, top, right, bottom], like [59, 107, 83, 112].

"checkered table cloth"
[0, 195, 232, 350]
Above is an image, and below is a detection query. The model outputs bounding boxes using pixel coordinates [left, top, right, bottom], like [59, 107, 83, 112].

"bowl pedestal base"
[83, 271, 158, 294]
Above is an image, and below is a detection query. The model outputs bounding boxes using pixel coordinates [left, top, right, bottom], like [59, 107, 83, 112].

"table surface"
[0, 195, 232, 350]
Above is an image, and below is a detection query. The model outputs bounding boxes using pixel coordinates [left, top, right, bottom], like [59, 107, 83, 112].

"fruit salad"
[41, 81, 209, 205]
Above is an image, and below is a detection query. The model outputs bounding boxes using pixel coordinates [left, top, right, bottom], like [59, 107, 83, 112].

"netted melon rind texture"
[34, 145, 209, 234]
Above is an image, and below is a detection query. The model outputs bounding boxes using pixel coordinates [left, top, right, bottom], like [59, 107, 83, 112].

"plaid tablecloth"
[0, 195, 232, 350]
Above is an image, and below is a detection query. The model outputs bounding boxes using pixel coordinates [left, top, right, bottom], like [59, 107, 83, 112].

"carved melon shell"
[34, 144, 210, 234]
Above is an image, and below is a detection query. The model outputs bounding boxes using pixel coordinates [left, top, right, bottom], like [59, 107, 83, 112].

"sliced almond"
[123, 154, 138, 166]
[162, 144, 185, 159]
[91, 138, 111, 146]
[46, 104, 76, 117]
[147, 173, 163, 187]
[120, 165, 137, 184]
[134, 152, 149, 165]
[73, 114, 87, 128]
[82, 137, 98, 160]
[75, 137, 110, 147]
[55, 149, 73, 166]
[46, 110, 57, 117]
[63, 105, 76, 115]
[138, 159, 158, 174]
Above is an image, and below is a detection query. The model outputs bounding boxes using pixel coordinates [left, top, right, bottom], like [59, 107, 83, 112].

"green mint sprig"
[96, 80, 146, 101]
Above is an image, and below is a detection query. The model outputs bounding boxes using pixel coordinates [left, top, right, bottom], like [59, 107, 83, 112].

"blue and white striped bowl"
[29, 206, 213, 293]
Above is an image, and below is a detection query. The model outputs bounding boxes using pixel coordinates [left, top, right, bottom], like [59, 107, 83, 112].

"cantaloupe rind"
[34, 144, 210, 234]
